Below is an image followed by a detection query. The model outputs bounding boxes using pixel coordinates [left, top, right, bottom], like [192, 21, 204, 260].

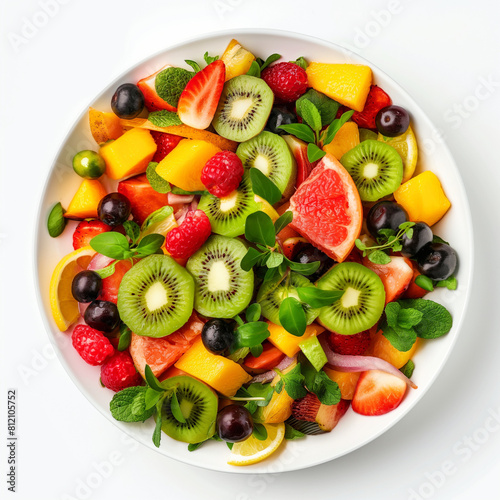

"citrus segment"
[49, 246, 96, 331]
[288, 154, 362, 262]
[378, 126, 418, 182]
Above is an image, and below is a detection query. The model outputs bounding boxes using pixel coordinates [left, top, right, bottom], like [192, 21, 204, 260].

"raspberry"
[72, 325, 114, 366]
[261, 62, 308, 103]
[100, 351, 142, 392]
[151, 131, 182, 163]
[201, 151, 244, 198]
[327, 330, 371, 356]
[165, 210, 211, 259]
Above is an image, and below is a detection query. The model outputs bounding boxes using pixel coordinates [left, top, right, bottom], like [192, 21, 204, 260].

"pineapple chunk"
[322, 122, 360, 159]
[221, 39, 256, 81]
[267, 322, 325, 358]
[64, 179, 107, 219]
[89, 107, 124, 144]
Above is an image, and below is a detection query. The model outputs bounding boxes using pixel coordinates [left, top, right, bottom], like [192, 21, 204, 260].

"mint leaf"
[415, 274, 434, 292]
[253, 423, 268, 441]
[170, 392, 187, 423]
[146, 162, 171, 194]
[296, 89, 339, 126]
[135, 233, 165, 256]
[141, 205, 174, 232]
[260, 53, 281, 72]
[148, 110, 182, 127]
[241, 247, 264, 272]
[123, 220, 140, 245]
[249, 168, 282, 205]
[245, 303, 262, 323]
[296, 287, 343, 308]
[291, 56, 307, 70]
[144, 364, 164, 392]
[385, 302, 401, 328]
[152, 402, 162, 448]
[185, 59, 201, 73]
[279, 297, 307, 337]
[274, 211, 293, 235]
[118, 324, 132, 351]
[110, 387, 154, 422]
[246, 60, 260, 77]
[307, 143, 327, 163]
[397, 308, 423, 329]
[322, 110, 355, 146]
[275, 364, 307, 400]
[400, 359, 415, 378]
[204, 52, 219, 65]
[381, 322, 417, 352]
[298, 99, 322, 132]
[90, 232, 131, 260]
[155, 67, 192, 108]
[278, 123, 315, 143]
[47, 202, 67, 237]
[285, 423, 305, 440]
[310, 370, 341, 406]
[94, 261, 117, 279]
[368, 250, 392, 265]
[399, 299, 453, 339]
[245, 211, 276, 247]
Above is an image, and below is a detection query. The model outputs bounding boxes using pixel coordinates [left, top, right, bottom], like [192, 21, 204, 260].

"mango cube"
[156, 139, 221, 192]
[64, 179, 107, 219]
[394, 170, 451, 226]
[369, 331, 420, 369]
[175, 338, 251, 396]
[323, 368, 360, 400]
[89, 107, 124, 144]
[221, 39, 256, 81]
[322, 122, 360, 159]
[100, 128, 157, 180]
[306, 63, 372, 111]
[267, 322, 325, 358]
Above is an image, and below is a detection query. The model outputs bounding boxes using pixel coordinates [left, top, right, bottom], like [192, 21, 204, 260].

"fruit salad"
[47, 38, 458, 466]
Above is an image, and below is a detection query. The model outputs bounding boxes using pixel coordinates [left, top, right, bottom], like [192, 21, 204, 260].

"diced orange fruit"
[323, 368, 360, 400]
[175, 338, 251, 396]
[64, 179, 107, 219]
[156, 139, 220, 192]
[120, 118, 238, 152]
[306, 63, 372, 112]
[394, 171, 451, 226]
[369, 330, 419, 369]
[89, 108, 124, 144]
[323, 122, 360, 159]
[221, 39, 256, 81]
[100, 128, 157, 180]
[267, 322, 325, 358]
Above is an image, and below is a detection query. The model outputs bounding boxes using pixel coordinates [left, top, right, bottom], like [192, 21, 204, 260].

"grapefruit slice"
[129, 312, 204, 379]
[288, 154, 362, 262]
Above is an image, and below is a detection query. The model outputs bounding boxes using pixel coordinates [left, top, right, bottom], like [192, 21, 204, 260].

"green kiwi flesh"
[236, 131, 297, 199]
[340, 140, 403, 202]
[186, 235, 254, 318]
[159, 376, 217, 443]
[197, 171, 260, 238]
[257, 272, 319, 326]
[117, 255, 194, 338]
[316, 262, 385, 335]
[212, 75, 274, 142]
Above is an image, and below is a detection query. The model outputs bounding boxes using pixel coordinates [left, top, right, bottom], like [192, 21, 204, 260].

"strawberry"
[327, 330, 371, 355]
[201, 151, 244, 198]
[137, 65, 177, 112]
[261, 62, 308, 103]
[100, 351, 142, 392]
[151, 131, 182, 163]
[72, 325, 114, 366]
[117, 174, 170, 226]
[165, 210, 211, 259]
[177, 60, 225, 129]
[352, 85, 392, 129]
[72, 220, 111, 250]
[352, 369, 407, 416]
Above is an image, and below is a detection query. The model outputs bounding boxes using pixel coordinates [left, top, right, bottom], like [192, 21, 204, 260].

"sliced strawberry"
[117, 174, 169, 226]
[177, 60, 225, 130]
[100, 259, 134, 304]
[352, 86, 392, 129]
[363, 255, 413, 304]
[244, 342, 285, 370]
[72, 220, 111, 250]
[151, 131, 182, 163]
[327, 330, 371, 355]
[137, 65, 177, 112]
[283, 135, 317, 187]
[352, 369, 407, 416]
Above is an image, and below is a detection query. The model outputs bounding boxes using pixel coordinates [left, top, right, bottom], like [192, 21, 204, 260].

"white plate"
[34, 29, 473, 473]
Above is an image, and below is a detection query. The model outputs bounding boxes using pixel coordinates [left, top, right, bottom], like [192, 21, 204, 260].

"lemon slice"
[227, 423, 285, 466]
[49, 246, 96, 331]
[378, 125, 418, 182]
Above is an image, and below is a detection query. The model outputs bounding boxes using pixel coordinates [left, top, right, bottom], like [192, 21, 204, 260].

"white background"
[1, 0, 499, 499]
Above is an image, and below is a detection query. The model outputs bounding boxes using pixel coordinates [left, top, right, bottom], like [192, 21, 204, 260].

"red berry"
[73, 220, 112, 250]
[72, 325, 114, 366]
[165, 210, 211, 259]
[327, 330, 371, 356]
[352, 85, 392, 129]
[201, 151, 244, 198]
[261, 62, 308, 103]
[150, 131, 182, 163]
[100, 351, 142, 392]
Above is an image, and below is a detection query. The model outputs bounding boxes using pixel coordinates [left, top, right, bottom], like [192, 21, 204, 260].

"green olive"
[72, 150, 106, 179]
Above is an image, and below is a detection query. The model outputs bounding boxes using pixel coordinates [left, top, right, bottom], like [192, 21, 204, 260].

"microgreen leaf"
[233, 322, 270, 350]
[322, 110, 355, 146]
[123, 220, 140, 245]
[400, 360, 415, 378]
[301, 361, 341, 405]
[296, 89, 339, 126]
[279, 297, 307, 337]
[245, 303, 262, 323]
[259, 53, 281, 72]
[170, 186, 208, 196]
[146, 162, 171, 194]
[170, 392, 187, 424]
[241, 247, 264, 272]
[368, 250, 392, 265]
[253, 423, 268, 441]
[185, 59, 201, 73]
[118, 323, 132, 351]
[263, 266, 279, 282]
[432, 235, 449, 245]
[152, 402, 162, 448]
[144, 364, 164, 393]
[246, 60, 260, 77]
[250, 344, 264, 358]
[110, 387, 155, 423]
[435, 275, 457, 290]
[296, 287, 344, 308]
[245, 211, 276, 247]
[94, 261, 117, 279]
[298, 99, 322, 132]
[287, 259, 321, 276]
[266, 252, 284, 269]
[277, 123, 316, 143]
[284, 423, 305, 440]
[307, 143, 327, 163]
[144, 387, 163, 411]
[135, 233, 165, 256]
[47, 202, 67, 237]
[204, 52, 219, 65]
[274, 211, 293, 235]
[90, 232, 132, 260]
[415, 274, 434, 292]
[249, 168, 282, 205]
[291, 56, 308, 70]
[148, 110, 182, 127]
[274, 364, 307, 400]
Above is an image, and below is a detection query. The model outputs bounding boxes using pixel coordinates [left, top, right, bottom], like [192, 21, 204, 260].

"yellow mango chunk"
[394, 170, 451, 226]
[156, 139, 221, 192]
[100, 128, 157, 180]
[323, 122, 360, 159]
[221, 39, 256, 81]
[89, 108, 124, 144]
[323, 368, 360, 400]
[64, 179, 107, 219]
[306, 63, 372, 111]
[175, 338, 251, 397]
[369, 331, 419, 369]
[267, 322, 325, 358]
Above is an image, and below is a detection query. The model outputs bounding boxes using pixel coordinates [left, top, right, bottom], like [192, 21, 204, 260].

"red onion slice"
[87, 253, 114, 271]
[251, 356, 295, 384]
[319, 336, 417, 389]
[167, 193, 194, 205]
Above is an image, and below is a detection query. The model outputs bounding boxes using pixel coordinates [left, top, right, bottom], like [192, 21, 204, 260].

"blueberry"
[84, 300, 120, 333]
[366, 201, 408, 238]
[98, 193, 131, 227]
[416, 243, 457, 281]
[293, 244, 334, 281]
[201, 319, 234, 355]
[111, 83, 145, 119]
[217, 405, 253, 443]
[375, 105, 410, 137]
[72, 270, 102, 303]
[401, 222, 433, 258]
[266, 107, 298, 135]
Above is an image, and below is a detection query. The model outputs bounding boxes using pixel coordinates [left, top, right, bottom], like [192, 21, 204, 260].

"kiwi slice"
[186, 235, 254, 318]
[257, 272, 319, 326]
[159, 376, 218, 443]
[117, 255, 194, 338]
[198, 171, 260, 238]
[237, 131, 297, 199]
[340, 140, 403, 202]
[316, 262, 385, 335]
[212, 75, 274, 142]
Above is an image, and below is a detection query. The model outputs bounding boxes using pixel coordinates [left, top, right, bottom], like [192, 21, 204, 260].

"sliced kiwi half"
[257, 272, 319, 326]
[159, 376, 218, 443]
[340, 140, 403, 202]
[212, 75, 274, 142]
[117, 255, 194, 338]
[237, 131, 297, 199]
[316, 262, 385, 335]
[198, 171, 261, 238]
[186, 235, 254, 318]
